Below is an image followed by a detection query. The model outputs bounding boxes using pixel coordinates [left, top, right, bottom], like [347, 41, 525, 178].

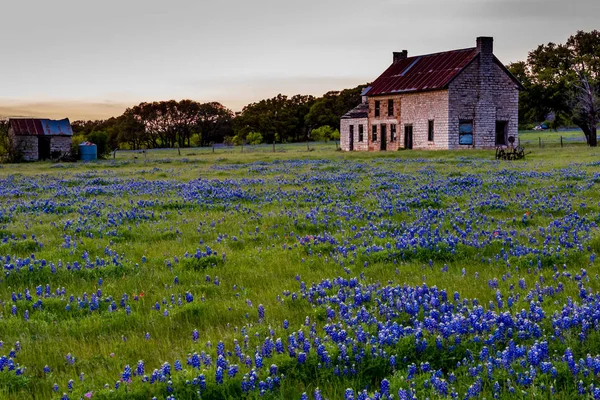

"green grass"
[0, 141, 599, 399]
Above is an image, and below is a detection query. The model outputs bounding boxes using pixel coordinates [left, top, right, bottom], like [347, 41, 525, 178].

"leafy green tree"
[246, 132, 263, 145]
[514, 30, 600, 145]
[87, 131, 110, 158]
[311, 126, 335, 142]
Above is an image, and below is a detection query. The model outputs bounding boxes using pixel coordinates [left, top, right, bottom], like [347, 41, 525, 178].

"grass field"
[1, 144, 600, 399]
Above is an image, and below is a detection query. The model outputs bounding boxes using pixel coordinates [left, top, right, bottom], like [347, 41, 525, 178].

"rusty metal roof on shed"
[341, 102, 369, 119]
[367, 47, 480, 96]
[9, 118, 73, 136]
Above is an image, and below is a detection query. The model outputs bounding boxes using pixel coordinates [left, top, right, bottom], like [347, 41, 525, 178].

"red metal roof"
[367, 47, 479, 96]
[9, 118, 73, 136]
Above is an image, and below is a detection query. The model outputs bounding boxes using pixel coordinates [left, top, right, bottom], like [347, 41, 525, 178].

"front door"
[495, 121, 507, 146]
[380, 124, 387, 151]
[404, 125, 413, 149]
[38, 136, 51, 160]
[349, 125, 354, 151]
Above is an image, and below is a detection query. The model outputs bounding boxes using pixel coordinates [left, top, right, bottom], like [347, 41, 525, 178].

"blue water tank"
[79, 143, 97, 161]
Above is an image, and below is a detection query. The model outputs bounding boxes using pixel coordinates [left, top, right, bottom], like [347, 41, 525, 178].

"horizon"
[1, 0, 597, 120]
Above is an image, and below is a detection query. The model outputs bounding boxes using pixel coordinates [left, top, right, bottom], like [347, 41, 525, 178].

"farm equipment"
[495, 145, 526, 160]
[495, 136, 527, 160]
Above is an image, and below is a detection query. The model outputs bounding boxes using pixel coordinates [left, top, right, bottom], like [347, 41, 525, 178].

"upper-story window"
[374, 101, 380, 117]
[388, 99, 394, 117]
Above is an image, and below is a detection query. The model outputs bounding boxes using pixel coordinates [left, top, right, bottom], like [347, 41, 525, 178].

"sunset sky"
[1, 0, 597, 120]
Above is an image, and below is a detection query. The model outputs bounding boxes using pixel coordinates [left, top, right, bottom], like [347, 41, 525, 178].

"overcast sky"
[0, 0, 597, 119]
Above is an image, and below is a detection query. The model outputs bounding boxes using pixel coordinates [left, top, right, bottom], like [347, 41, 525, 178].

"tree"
[124, 100, 234, 148]
[515, 30, 600, 146]
[246, 132, 263, 145]
[311, 126, 336, 142]
[196, 102, 234, 146]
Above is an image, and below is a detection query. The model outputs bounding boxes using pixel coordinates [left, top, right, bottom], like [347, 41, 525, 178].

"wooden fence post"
[560, 136, 563, 148]
[273, 141, 275, 153]
[539, 137, 541, 148]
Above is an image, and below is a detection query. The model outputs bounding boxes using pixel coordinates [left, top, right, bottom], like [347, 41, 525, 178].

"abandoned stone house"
[340, 37, 523, 151]
[7, 118, 73, 161]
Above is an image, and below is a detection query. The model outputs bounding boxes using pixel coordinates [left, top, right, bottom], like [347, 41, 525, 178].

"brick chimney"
[475, 36, 495, 147]
[476, 36, 493, 55]
[393, 50, 408, 63]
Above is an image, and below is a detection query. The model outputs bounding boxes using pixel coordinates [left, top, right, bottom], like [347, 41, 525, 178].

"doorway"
[380, 124, 387, 151]
[404, 125, 413, 149]
[38, 136, 51, 160]
[349, 125, 354, 151]
[495, 121, 507, 146]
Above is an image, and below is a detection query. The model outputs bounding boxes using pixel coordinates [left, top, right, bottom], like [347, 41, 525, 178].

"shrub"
[311, 126, 337, 142]
[87, 130, 111, 158]
[246, 132, 263, 145]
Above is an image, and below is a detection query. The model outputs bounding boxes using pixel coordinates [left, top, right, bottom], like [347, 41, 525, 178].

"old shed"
[7, 118, 73, 161]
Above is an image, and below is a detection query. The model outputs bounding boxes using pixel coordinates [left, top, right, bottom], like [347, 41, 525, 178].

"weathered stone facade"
[398, 90, 449, 150]
[447, 40, 519, 149]
[10, 134, 38, 161]
[340, 117, 369, 152]
[50, 136, 72, 155]
[340, 37, 521, 151]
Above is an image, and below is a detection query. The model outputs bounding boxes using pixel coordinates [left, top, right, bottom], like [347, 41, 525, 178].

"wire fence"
[518, 132, 588, 148]
[112, 141, 341, 160]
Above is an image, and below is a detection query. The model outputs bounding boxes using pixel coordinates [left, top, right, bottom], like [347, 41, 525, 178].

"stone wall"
[340, 118, 369, 151]
[399, 90, 450, 149]
[9, 129, 38, 161]
[51, 136, 72, 155]
[367, 95, 402, 151]
[448, 54, 519, 149]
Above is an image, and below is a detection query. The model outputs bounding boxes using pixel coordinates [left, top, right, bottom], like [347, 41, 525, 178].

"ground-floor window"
[390, 124, 397, 141]
[459, 120, 473, 145]
[358, 125, 364, 142]
[428, 120, 435, 142]
[372, 125, 377, 142]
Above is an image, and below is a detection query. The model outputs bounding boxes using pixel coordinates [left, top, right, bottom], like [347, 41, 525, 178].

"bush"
[311, 126, 338, 142]
[87, 130, 111, 158]
[246, 132, 263, 145]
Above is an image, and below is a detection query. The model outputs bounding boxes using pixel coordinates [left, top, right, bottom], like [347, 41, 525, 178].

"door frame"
[380, 124, 387, 151]
[38, 136, 51, 160]
[404, 124, 413, 150]
[349, 125, 354, 151]
[495, 121, 508, 146]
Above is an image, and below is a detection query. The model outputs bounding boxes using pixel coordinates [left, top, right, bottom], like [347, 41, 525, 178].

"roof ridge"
[403, 47, 476, 61]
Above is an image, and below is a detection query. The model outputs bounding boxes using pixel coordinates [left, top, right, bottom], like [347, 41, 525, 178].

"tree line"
[67, 85, 365, 157]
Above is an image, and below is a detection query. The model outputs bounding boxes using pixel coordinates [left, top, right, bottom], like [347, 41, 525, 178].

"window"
[459, 120, 473, 145]
[390, 124, 396, 141]
[372, 125, 378, 142]
[358, 124, 364, 142]
[388, 99, 394, 117]
[374, 101, 380, 117]
[428, 120, 434, 142]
